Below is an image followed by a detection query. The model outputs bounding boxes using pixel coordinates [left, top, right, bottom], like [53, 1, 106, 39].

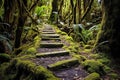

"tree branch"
[80, 0, 94, 22]
[29, 0, 39, 12]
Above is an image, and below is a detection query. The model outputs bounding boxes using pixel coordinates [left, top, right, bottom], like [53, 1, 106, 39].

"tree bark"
[14, 0, 27, 55]
[94, 0, 120, 58]
[49, 0, 58, 22]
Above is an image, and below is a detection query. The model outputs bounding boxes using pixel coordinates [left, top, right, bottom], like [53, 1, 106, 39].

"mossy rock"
[103, 66, 112, 73]
[108, 73, 120, 79]
[97, 58, 110, 64]
[4, 58, 59, 80]
[84, 72, 100, 80]
[82, 60, 105, 74]
[0, 53, 11, 63]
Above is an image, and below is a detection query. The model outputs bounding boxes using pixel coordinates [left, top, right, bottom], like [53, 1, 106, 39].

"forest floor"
[30, 24, 89, 80]
[1, 23, 120, 80]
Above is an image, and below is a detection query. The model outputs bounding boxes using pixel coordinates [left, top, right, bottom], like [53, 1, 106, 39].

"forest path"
[32, 24, 88, 80]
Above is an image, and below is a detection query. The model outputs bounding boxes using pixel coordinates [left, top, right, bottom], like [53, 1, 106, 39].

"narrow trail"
[31, 24, 88, 80]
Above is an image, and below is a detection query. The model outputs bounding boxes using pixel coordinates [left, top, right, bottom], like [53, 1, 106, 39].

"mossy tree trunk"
[49, 0, 58, 23]
[3, 0, 17, 34]
[70, 0, 77, 24]
[77, 0, 81, 24]
[14, 0, 27, 55]
[94, 0, 120, 58]
[58, 0, 64, 21]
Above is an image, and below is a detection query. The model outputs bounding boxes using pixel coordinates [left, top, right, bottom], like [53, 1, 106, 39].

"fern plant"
[34, 5, 48, 18]
[0, 34, 13, 53]
[73, 24, 100, 44]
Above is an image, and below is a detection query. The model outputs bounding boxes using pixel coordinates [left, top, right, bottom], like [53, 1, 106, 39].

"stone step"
[36, 51, 69, 57]
[40, 43, 63, 48]
[41, 37, 61, 41]
[47, 58, 79, 70]
[42, 32, 56, 34]
[42, 30, 55, 32]
[41, 34, 59, 38]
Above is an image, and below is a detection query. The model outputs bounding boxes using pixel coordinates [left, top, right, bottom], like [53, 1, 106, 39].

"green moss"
[0, 53, 11, 63]
[103, 66, 112, 73]
[79, 41, 85, 47]
[72, 54, 87, 63]
[4, 58, 59, 80]
[35, 66, 60, 80]
[60, 32, 67, 35]
[84, 72, 100, 80]
[26, 47, 37, 54]
[65, 36, 74, 41]
[87, 40, 95, 45]
[0, 63, 9, 79]
[34, 35, 41, 48]
[84, 45, 92, 49]
[97, 58, 110, 64]
[68, 46, 78, 53]
[108, 73, 119, 79]
[82, 60, 105, 74]
[48, 58, 79, 70]
[84, 49, 91, 53]
[19, 55, 35, 59]
[89, 54, 101, 59]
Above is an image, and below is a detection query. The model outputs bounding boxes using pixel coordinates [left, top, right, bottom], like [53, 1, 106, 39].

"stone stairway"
[32, 24, 88, 80]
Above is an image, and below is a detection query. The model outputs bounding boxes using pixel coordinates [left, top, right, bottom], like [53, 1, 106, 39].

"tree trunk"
[49, 0, 58, 22]
[3, 0, 16, 34]
[14, 0, 27, 55]
[77, 0, 81, 23]
[94, 0, 120, 58]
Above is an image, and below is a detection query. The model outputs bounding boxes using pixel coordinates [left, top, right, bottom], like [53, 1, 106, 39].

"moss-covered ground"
[0, 24, 120, 80]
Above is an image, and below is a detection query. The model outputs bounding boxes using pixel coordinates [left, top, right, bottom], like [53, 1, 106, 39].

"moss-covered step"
[36, 51, 69, 57]
[47, 58, 79, 70]
[42, 30, 55, 32]
[42, 37, 61, 41]
[41, 34, 59, 38]
[40, 43, 63, 48]
[42, 32, 55, 34]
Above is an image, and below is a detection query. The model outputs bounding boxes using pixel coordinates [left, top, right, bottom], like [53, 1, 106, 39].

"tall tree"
[49, 0, 58, 22]
[94, 0, 120, 58]
[14, 0, 27, 54]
